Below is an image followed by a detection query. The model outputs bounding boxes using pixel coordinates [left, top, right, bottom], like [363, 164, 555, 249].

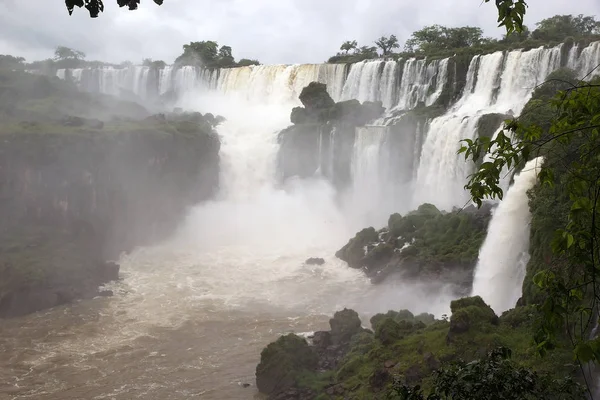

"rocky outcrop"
[256, 308, 367, 399]
[0, 111, 221, 318]
[277, 82, 386, 190]
[336, 203, 493, 291]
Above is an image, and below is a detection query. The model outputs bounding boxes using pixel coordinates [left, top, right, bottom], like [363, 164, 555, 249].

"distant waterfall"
[339, 58, 450, 110]
[471, 157, 544, 314]
[53, 41, 600, 219]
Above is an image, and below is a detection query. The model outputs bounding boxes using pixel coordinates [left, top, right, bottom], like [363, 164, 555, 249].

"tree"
[532, 14, 600, 41]
[217, 45, 235, 68]
[54, 46, 86, 61]
[142, 58, 167, 69]
[175, 41, 219, 67]
[374, 35, 400, 56]
[65, 0, 164, 18]
[237, 59, 261, 67]
[502, 25, 531, 43]
[340, 40, 358, 54]
[357, 45, 378, 59]
[0, 55, 26, 70]
[404, 26, 485, 53]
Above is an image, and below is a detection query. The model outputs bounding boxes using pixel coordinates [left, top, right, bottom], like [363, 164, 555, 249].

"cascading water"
[413, 45, 563, 211]
[347, 125, 391, 228]
[471, 157, 544, 314]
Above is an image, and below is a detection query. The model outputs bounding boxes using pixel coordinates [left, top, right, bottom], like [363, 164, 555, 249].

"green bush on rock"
[256, 334, 318, 395]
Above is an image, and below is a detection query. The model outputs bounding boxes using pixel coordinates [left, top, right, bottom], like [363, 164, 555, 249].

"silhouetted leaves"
[65, 0, 163, 18]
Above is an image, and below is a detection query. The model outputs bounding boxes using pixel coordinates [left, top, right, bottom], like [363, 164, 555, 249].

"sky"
[0, 0, 599, 65]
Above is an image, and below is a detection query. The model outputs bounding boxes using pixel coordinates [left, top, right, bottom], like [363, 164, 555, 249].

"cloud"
[0, 0, 599, 65]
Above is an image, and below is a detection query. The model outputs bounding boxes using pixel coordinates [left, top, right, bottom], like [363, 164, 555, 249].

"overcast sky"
[1, 0, 599, 65]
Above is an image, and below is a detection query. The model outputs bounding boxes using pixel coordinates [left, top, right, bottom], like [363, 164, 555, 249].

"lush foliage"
[532, 14, 600, 41]
[375, 35, 400, 55]
[392, 347, 582, 400]
[460, 25, 600, 400]
[404, 26, 489, 53]
[174, 41, 260, 68]
[65, 0, 163, 18]
[280, 299, 579, 399]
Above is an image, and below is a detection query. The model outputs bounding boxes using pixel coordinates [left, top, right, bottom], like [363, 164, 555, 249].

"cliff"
[277, 82, 386, 189]
[0, 70, 221, 317]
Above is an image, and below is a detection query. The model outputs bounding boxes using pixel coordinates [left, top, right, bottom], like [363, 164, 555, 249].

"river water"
[0, 93, 457, 399]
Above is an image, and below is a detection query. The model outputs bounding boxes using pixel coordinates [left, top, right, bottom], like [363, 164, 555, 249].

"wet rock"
[329, 308, 362, 345]
[97, 262, 120, 283]
[305, 257, 325, 266]
[312, 331, 331, 349]
[299, 82, 335, 112]
[256, 334, 318, 395]
[335, 227, 379, 269]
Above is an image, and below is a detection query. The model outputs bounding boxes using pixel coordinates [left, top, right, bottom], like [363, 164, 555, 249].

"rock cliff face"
[277, 82, 385, 189]
[0, 114, 220, 317]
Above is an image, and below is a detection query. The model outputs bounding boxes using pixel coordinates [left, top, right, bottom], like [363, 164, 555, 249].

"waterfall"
[340, 58, 450, 110]
[413, 45, 563, 211]
[347, 125, 392, 228]
[471, 156, 544, 314]
[395, 58, 449, 110]
[569, 41, 600, 79]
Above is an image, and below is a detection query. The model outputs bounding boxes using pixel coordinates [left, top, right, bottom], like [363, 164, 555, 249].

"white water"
[413, 45, 563, 211]
[471, 157, 544, 314]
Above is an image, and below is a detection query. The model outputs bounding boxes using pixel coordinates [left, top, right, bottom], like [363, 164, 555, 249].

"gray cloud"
[0, 0, 599, 65]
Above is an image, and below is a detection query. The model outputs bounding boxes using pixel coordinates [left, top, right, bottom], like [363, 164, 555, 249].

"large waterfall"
[56, 41, 600, 218]
[471, 157, 544, 314]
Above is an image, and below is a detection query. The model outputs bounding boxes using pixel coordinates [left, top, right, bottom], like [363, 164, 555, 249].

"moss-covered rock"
[256, 334, 319, 395]
[448, 296, 498, 337]
[334, 227, 379, 269]
[330, 308, 363, 345]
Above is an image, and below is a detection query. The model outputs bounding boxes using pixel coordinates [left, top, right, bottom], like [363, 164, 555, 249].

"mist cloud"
[0, 0, 599, 65]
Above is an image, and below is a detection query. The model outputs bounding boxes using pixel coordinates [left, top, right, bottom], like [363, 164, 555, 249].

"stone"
[384, 360, 396, 369]
[329, 309, 362, 345]
[98, 290, 114, 297]
[312, 331, 331, 349]
[256, 334, 318, 395]
[305, 257, 325, 266]
[298, 82, 335, 112]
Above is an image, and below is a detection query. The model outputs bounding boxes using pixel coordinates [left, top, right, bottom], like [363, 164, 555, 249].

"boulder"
[305, 257, 325, 266]
[298, 82, 335, 112]
[256, 334, 318, 395]
[329, 308, 363, 345]
[335, 227, 379, 269]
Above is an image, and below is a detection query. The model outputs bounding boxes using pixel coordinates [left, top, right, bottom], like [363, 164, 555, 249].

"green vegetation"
[328, 13, 600, 64]
[257, 298, 582, 399]
[455, 1, 600, 396]
[174, 41, 261, 68]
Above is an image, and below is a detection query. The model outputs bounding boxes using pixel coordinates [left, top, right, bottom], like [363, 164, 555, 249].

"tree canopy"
[404, 25, 487, 53]
[174, 41, 260, 68]
[65, 0, 164, 18]
[532, 14, 600, 41]
[375, 35, 400, 56]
